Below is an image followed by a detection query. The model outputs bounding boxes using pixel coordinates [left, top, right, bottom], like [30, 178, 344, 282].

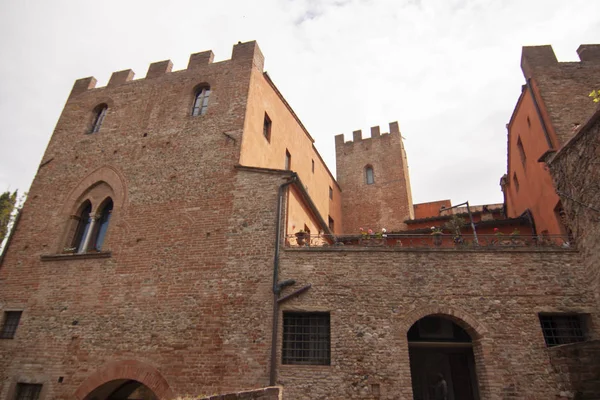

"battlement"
[521, 43, 600, 79]
[69, 40, 264, 98]
[335, 121, 400, 148]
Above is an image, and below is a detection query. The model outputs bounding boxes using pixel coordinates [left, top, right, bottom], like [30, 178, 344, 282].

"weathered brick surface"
[549, 108, 600, 311]
[548, 340, 600, 399]
[198, 386, 281, 400]
[335, 122, 414, 233]
[278, 248, 594, 399]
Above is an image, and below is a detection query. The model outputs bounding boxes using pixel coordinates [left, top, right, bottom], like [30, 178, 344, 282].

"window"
[539, 314, 585, 347]
[14, 383, 42, 400]
[527, 116, 531, 128]
[72, 201, 92, 253]
[329, 186, 333, 200]
[0, 311, 22, 339]
[365, 166, 374, 185]
[283, 312, 330, 365]
[90, 199, 113, 251]
[311, 159, 315, 173]
[90, 104, 107, 133]
[263, 113, 272, 142]
[70, 198, 113, 253]
[517, 137, 526, 168]
[513, 173, 519, 192]
[285, 150, 291, 171]
[328, 216, 334, 231]
[192, 86, 211, 116]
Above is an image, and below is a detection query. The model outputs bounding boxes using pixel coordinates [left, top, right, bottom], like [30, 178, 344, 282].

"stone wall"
[277, 247, 594, 399]
[549, 109, 600, 306]
[548, 340, 600, 399]
[198, 386, 281, 400]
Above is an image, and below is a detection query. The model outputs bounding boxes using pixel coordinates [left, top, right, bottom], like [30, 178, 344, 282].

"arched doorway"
[408, 315, 480, 400]
[84, 380, 158, 400]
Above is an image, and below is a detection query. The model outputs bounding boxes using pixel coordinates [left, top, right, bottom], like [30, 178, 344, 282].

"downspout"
[269, 173, 298, 386]
[526, 79, 554, 149]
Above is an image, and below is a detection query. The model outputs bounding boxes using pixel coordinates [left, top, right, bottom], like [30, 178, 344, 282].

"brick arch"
[63, 165, 128, 215]
[74, 360, 174, 400]
[399, 305, 489, 339]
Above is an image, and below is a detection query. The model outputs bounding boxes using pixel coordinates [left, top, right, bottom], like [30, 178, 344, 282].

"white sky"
[0, 0, 598, 206]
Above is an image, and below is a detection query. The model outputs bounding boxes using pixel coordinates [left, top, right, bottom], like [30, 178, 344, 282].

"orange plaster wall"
[286, 186, 322, 238]
[505, 86, 564, 235]
[413, 199, 452, 219]
[240, 68, 342, 233]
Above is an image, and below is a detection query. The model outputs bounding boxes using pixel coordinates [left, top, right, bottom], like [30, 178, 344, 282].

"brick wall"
[548, 340, 600, 399]
[198, 386, 281, 400]
[548, 108, 600, 311]
[277, 247, 594, 399]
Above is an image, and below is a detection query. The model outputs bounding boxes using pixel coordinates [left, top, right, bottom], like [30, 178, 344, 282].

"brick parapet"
[198, 386, 281, 400]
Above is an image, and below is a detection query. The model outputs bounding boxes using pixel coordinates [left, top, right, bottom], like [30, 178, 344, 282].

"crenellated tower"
[335, 121, 414, 233]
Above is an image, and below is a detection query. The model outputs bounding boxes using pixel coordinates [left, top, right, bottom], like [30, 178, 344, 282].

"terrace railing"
[285, 233, 572, 250]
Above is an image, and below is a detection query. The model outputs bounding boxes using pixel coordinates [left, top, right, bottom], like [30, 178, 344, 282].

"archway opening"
[407, 315, 480, 400]
[84, 380, 158, 400]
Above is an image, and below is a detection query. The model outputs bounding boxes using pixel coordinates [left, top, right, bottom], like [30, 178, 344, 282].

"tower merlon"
[577, 44, 600, 62]
[69, 76, 97, 99]
[231, 40, 264, 71]
[187, 50, 215, 69]
[389, 121, 400, 135]
[108, 69, 135, 87]
[353, 130, 363, 142]
[521, 45, 558, 78]
[370, 126, 380, 138]
[147, 60, 173, 79]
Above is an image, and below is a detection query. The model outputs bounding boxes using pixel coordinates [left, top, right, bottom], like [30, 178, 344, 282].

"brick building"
[0, 41, 598, 400]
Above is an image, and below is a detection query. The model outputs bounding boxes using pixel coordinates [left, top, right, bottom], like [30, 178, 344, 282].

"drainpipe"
[269, 173, 298, 386]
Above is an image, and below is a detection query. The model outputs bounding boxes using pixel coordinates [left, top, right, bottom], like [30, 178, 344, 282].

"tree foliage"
[0, 190, 18, 245]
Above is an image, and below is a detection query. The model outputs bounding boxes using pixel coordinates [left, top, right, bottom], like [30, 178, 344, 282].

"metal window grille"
[192, 88, 210, 116]
[15, 383, 42, 400]
[91, 106, 107, 133]
[539, 315, 585, 347]
[0, 311, 22, 339]
[283, 312, 330, 365]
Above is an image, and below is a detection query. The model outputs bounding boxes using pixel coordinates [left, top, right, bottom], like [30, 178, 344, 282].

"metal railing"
[285, 233, 572, 249]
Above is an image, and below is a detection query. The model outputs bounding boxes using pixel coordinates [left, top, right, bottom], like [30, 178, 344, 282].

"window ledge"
[40, 251, 112, 261]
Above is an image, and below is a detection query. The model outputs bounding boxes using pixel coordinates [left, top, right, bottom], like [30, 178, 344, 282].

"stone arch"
[399, 305, 489, 340]
[74, 360, 174, 400]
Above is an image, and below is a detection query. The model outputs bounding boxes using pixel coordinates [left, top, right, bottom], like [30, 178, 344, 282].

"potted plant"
[431, 226, 443, 246]
[295, 230, 309, 246]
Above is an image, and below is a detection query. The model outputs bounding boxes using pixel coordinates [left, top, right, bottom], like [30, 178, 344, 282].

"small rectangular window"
[513, 173, 519, 193]
[365, 167, 374, 185]
[328, 216, 334, 231]
[539, 314, 585, 347]
[329, 186, 333, 200]
[285, 150, 291, 171]
[263, 113, 272, 142]
[312, 159, 315, 173]
[517, 137, 526, 168]
[1, 311, 22, 339]
[283, 312, 330, 365]
[15, 383, 42, 400]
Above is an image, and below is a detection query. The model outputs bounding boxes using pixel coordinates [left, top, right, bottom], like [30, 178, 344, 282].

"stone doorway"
[408, 316, 480, 400]
[84, 380, 158, 400]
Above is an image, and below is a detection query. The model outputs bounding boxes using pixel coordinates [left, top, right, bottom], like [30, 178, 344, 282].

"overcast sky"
[0, 0, 598, 208]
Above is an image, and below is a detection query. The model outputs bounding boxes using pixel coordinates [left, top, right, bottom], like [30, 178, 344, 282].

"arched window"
[90, 104, 108, 133]
[192, 86, 211, 116]
[72, 201, 92, 253]
[365, 165, 375, 185]
[91, 198, 113, 251]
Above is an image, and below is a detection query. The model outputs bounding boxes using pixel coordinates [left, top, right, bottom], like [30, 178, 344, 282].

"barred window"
[539, 314, 585, 347]
[15, 383, 42, 400]
[283, 312, 330, 365]
[1, 311, 22, 339]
